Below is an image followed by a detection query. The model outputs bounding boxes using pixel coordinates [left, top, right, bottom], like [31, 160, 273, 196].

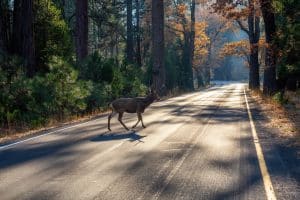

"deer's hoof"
[108, 128, 111, 131]
[142, 126, 146, 128]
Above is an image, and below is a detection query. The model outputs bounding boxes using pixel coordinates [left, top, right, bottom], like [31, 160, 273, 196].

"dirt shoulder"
[249, 90, 300, 148]
[0, 111, 110, 146]
[248, 90, 300, 181]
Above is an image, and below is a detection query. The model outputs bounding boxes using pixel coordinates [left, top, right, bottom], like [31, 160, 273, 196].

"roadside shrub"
[86, 82, 111, 111]
[273, 92, 288, 105]
[0, 55, 92, 129]
[78, 52, 114, 83]
[119, 62, 147, 97]
[44, 57, 92, 118]
[78, 54, 148, 109]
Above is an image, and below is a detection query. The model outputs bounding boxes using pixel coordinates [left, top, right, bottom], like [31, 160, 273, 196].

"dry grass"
[0, 108, 111, 144]
[249, 90, 300, 149]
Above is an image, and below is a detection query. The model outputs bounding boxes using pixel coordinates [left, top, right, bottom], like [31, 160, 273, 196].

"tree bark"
[75, 0, 88, 62]
[0, 0, 10, 53]
[205, 43, 212, 85]
[152, 0, 165, 93]
[182, 32, 193, 90]
[189, 0, 196, 89]
[126, 0, 134, 63]
[259, 0, 277, 95]
[248, 0, 260, 90]
[135, 0, 142, 67]
[12, 0, 36, 77]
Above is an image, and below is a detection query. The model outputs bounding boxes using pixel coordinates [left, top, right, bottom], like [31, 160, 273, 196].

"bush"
[42, 57, 92, 118]
[78, 53, 148, 109]
[119, 62, 147, 97]
[0, 55, 92, 129]
[273, 92, 288, 105]
[0, 52, 148, 131]
[78, 52, 114, 83]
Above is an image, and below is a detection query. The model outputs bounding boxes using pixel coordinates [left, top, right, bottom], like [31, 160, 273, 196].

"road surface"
[0, 82, 299, 200]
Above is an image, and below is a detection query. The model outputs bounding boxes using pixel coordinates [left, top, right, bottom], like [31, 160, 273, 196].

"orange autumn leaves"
[194, 22, 210, 66]
[165, 3, 210, 66]
[219, 38, 267, 66]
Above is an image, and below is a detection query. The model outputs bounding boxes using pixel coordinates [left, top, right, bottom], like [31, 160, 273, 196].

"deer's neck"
[142, 96, 155, 107]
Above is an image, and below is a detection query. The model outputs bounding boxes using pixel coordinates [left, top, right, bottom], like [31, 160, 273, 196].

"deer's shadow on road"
[90, 131, 146, 143]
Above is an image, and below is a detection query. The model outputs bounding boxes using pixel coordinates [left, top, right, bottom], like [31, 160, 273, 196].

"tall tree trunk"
[12, 0, 36, 77]
[75, 0, 88, 62]
[0, 0, 10, 53]
[196, 69, 204, 87]
[0, 0, 8, 53]
[152, 0, 165, 93]
[126, 0, 134, 63]
[260, 0, 277, 95]
[248, 0, 260, 90]
[135, 0, 142, 67]
[189, 0, 196, 89]
[205, 44, 212, 85]
[182, 33, 193, 90]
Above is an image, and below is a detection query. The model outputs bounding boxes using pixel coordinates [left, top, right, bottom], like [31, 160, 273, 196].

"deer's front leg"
[108, 110, 116, 131]
[118, 112, 129, 131]
[138, 113, 146, 128]
[132, 115, 140, 129]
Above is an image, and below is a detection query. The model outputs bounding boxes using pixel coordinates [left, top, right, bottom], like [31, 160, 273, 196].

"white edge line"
[244, 89, 277, 200]
[0, 118, 100, 151]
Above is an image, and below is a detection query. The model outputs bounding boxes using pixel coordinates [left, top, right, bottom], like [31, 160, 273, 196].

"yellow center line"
[243, 89, 277, 200]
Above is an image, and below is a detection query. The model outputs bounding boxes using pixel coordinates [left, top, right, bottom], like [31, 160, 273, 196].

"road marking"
[244, 89, 277, 200]
[0, 118, 101, 151]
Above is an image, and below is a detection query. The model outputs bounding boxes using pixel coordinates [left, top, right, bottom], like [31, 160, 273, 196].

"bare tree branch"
[236, 19, 249, 35]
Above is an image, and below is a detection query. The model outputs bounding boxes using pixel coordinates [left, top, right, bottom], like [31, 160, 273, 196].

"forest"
[0, 0, 299, 133]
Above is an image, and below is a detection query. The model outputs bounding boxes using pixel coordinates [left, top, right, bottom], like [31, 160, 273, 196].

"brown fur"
[108, 91, 158, 131]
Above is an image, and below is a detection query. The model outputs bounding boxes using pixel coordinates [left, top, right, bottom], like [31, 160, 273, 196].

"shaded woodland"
[0, 0, 299, 132]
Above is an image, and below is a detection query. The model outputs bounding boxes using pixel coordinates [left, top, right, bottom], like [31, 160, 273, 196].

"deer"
[107, 89, 158, 131]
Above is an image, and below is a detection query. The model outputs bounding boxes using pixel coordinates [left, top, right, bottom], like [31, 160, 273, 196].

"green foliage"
[78, 52, 114, 83]
[0, 55, 92, 128]
[89, 0, 125, 55]
[110, 67, 124, 98]
[165, 45, 181, 90]
[119, 62, 147, 96]
[1, 0, 150, 132]
[76, 53, 147, 111]
[43, 57, 92, 116]
[273, 92, 288, 104]
[85, 82, 111, 111]
[274, 0, 300, 86]
[34, 0, 73, 73]
[0, 54, 28, 126]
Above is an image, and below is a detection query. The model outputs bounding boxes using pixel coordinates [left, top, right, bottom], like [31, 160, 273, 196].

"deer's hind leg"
[118, 112, 129, 131]
[108, 110, 117, 131]
[138, 113, 146, 128]
[132, 114, 141, 129]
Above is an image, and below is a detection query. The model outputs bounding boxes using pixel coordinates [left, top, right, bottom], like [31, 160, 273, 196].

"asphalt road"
[0, 82, 299, 200]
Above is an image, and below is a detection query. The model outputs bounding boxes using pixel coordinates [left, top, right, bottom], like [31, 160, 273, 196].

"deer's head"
[147, 88, 160, 101]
